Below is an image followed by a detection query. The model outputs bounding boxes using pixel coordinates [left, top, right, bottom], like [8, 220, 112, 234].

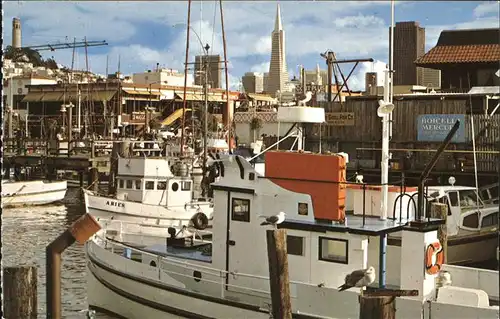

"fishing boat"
[346, 181, 499, 266]
[83, 152, 214, 230]
[85, 151, 499, 319]
[1, 179, 67, 208]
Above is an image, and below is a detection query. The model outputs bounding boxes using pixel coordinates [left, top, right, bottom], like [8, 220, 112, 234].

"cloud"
[3, 1, 500, 94]
[347, 60, 388, 91]
[473, 1, 500, 18]
[250, 62, 270, 74]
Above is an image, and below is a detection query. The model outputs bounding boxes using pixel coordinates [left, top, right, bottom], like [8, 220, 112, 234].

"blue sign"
[417, 114, 466, 143]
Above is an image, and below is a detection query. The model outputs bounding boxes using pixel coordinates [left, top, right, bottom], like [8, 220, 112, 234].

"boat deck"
[280, 214, 444, 236]
[143, 242, 212, 263]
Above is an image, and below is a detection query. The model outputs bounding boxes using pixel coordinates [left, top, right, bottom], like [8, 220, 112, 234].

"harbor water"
[2, 188, 116, 318]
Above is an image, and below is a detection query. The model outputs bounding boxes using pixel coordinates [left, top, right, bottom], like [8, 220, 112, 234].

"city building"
[365, 72, 377, 95]
[415, 28, 500, 91]
[242, 72, 264, 93]
[194, 54, 222, 88]
[266, 4, 289, 96]
[132, 69, 193, 87]
[390, 21, 440, 87]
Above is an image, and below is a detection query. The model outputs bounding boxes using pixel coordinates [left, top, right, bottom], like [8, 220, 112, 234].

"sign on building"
[417, 114, 466, 143]
[325, 112, 355, 126]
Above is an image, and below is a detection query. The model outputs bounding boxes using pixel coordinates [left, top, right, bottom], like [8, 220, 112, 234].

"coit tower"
[12, 17, 22, 48]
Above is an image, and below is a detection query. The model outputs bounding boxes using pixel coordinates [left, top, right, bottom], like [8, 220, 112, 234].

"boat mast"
[180, 0, 192, 157]
[219, 0, 231, 153]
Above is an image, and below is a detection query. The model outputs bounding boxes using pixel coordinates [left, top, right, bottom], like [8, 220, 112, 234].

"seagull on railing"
[338, 266, 376, 296]
[259, 212, 286, 229]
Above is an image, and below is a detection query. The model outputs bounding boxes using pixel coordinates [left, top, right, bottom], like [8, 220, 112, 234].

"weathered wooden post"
[46, 213, 101, 319]
[3, 266, 38, 318]
[108, 140, 121, 195]
[359, 288, 418, 319]
[266, 229, 292, 319]
[430, 202, 448, 262]
[87, 167, 99, 192]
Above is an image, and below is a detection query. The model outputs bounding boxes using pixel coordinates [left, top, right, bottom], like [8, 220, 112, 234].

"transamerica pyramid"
[267, 3, 289, 97]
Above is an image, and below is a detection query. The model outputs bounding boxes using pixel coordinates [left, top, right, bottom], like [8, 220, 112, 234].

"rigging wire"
[211, 0, 218, 55]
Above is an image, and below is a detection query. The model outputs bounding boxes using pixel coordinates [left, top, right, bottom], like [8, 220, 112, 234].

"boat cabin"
[115, 157, 193, 207]
[145, 151, 447, 299]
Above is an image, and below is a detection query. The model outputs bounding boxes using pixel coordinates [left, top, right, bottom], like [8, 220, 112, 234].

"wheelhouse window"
[126, 180, 133, 189]
[319, 237, 348, 264]
[231, 198, 250, 222]
[481, 211, 498, 228]
[462, 212, 480, 229]
[157, 181, 167, 190]
[145, 181, 155, 190]
[135, 180, 141, 190]
[449, 191, 459, 206]
[287, 235, 304, 256]
[182, 181, 192, 191]
[459, 190, 482, 207]
[119, 179, 124, 189]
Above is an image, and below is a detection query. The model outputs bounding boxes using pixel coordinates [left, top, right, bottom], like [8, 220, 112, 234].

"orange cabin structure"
[264, 151, 346, 223]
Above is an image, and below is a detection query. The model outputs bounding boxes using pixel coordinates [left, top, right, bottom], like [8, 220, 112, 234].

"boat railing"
[258, 175, 424, 225]
[92, 233, 318, 299]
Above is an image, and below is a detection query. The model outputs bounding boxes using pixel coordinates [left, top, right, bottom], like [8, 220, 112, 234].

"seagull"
[260, 212, 286, 229]
[338, 266, 376, 295]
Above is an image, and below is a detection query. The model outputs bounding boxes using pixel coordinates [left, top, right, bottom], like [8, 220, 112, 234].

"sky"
[3, 1, 500, 91]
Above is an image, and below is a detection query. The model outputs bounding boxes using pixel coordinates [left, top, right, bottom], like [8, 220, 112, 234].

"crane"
[21, 40, 108, 52]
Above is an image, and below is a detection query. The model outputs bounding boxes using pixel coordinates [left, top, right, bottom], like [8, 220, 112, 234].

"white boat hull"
[87, 260, 269, 319]
[1, 180, 67, 208]
[87, 238, 499, 319]
[84, 190, 213, 229]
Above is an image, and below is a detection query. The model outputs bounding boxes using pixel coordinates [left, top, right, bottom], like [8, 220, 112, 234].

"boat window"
[481, 211, 499, 228]
[490, 187, 498, 199]
[126, 180, 133, 189]
[480, 189, 490, 201]
[135, 180, 141, 190]
[157, 181, 167, 190]
[459, 190, 481, 208]
[119, 179, 124, 189]
[462, 212, 479, 229]
[298, 202, 308, 216]
[231, 198, 250, 222]
[448, 191, 459, 206]
[172, 182, 179, 192]
[145, 181, 155, 190]
[182, 181, 191, 191]
[287, 235, 304, 256]
[319, 237, 348, 264]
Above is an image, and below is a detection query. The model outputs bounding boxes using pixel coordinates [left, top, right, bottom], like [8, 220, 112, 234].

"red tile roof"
[416, 44, 500, 65]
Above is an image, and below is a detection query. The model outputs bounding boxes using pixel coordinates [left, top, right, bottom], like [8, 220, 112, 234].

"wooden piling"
[359, 289, 417, 319]
[3, 266, 38, 319]
[266, 229, 292, 319]
[79, 171, 84, 188]
[88, 167, 99, 192]
[108, 141, 120, 195]
[359, 296, 395, 319]
[430, 202, 448, 262]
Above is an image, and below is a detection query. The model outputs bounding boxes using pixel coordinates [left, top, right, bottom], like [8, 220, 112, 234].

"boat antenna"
[180, 0, 192, 157]
[467, 72, 480, 212]
[219, 0, 231, 153]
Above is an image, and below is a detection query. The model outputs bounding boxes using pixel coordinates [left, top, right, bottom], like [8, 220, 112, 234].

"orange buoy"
[425, 242, 444, 275]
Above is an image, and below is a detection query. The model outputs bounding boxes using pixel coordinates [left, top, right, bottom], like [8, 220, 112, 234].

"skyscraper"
[194, 55, 221, 88]
[266, 4, 289, 97]
[242, 72, 264, 93]
[390, 21, 425, 85]
[390, 21, 440, 87]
